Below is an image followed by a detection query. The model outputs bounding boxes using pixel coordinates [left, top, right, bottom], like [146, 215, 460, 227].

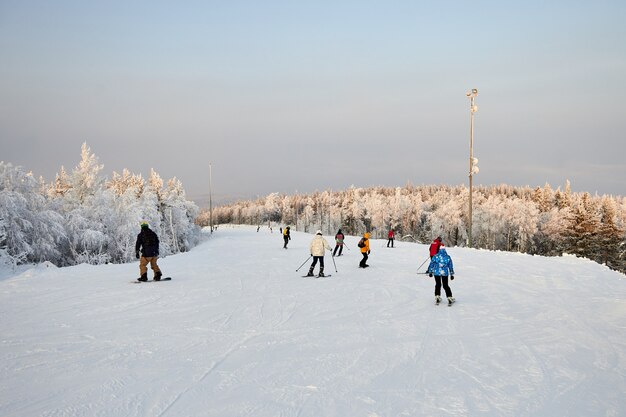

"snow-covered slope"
[1, 226, 625, 417]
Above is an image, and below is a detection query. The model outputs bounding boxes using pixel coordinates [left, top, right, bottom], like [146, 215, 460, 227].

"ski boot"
[435, 295, 442, 305]
[448, 297, 455, 306]
[318, 269, 325, 277]
[138, 273, 148, 282]
[154, 271, 162, 281]
[306, 268, 315, 277]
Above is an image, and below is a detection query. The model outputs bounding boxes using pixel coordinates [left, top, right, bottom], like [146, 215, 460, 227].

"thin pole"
[469, 101, 473, 248]
[296, 255, 312, 272]
[467, 89, 478, 248]
[331, 251, 338, 272]
[416, 257, 430, 273]
[209, 163, 213, 233]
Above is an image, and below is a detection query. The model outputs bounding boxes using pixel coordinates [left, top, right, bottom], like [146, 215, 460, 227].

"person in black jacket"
[135, 222, 163, 281]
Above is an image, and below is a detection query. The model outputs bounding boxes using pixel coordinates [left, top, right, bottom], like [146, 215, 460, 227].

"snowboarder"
[427, 236, 443, 274]
[306, 230, 332, 277]
[333, 229, 345, 257]
[283, 226, 291, 249]
[387, 229, 395, 248]
[135, 222, 163, 282]
[358, 232, 371, 268]
[428, 244, 455, 305]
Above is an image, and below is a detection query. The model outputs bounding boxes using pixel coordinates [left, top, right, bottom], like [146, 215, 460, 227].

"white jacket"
[310, 234, 331, 256]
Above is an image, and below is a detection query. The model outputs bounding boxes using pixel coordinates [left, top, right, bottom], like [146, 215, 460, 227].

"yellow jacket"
[360, 233, 370, 253]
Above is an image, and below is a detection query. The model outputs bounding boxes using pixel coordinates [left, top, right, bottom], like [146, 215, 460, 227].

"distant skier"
[426, 236, 443, 274]
[428, 244, 455, 305]
[306, 230, 332, 277]
[387, 229, 395, 248]
[135, 222, 163, 282]
[283, 226, 291, 249]
[358, 232, 371, 268]
[333, 229, 345, 257]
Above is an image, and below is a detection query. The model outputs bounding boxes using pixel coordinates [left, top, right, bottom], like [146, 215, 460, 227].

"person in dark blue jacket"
[427, 245, 455, 305]
[135, 222, 162, 281]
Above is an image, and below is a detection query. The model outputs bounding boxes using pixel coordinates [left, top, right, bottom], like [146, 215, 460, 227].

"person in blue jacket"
[427, 244, 455, 305]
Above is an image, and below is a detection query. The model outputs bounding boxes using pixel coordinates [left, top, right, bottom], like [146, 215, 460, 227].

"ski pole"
[331, 251, 338, 272]
[416, 257, 430, 274]
[296, 255, 312, 272]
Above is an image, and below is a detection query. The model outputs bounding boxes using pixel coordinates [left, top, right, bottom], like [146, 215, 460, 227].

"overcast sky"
[1, 1, 625, 205]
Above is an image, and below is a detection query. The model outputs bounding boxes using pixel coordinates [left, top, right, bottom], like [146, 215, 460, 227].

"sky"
[1, 1, 625, 205]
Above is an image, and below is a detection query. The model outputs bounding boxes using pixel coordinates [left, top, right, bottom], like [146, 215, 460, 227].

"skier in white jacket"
[306, 230, 332, 277]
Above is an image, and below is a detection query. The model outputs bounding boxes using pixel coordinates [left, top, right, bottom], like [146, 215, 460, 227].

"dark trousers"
[309, 256, 325, 272]
[333, 244, 343, 256]
[283, 236, 289, 248]
[387, 238, 394, 247]
[434, 276, 452, 298]
[359, 252, 369, 267]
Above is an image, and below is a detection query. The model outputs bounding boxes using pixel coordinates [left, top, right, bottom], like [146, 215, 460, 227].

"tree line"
[1, 144, 201, 269]
[199, 182, 626, 274]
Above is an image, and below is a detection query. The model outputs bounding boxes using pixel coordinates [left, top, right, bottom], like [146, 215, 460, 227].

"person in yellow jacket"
[358, 232, 371, 268]
[283, 226, 291, 249]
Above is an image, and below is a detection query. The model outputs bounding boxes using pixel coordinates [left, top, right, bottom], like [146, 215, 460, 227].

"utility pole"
[466, 88, 479, 247]
[209, 163, 213, 233]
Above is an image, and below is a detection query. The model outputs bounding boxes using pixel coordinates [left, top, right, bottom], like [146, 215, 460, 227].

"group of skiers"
[290, 227, 456, 306]
[133, 221, 454, 305]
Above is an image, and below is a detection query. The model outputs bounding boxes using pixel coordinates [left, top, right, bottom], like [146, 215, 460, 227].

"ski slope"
[1, 225, 625, 417]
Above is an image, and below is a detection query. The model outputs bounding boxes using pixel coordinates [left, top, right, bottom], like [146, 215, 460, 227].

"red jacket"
[388, 230, 394, 239]
[429, 238, 442, 257]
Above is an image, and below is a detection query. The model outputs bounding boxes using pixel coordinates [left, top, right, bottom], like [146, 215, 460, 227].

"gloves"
[429, 273, 433, 277]
[451, 275, 455, 280]
[368, 250, 371, 255]
[135, 251, 140, 259]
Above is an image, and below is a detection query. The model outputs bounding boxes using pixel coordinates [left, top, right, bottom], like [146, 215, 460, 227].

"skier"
[333, 229, 345, 257]
[358, 232, 371, 268]
[427, 236, 443, 274]
[428, 244, 455, 305]
[283, 226, 291, 249]
[135, 222, 163, 282]
[306, 230, 332, 277]
[387, 229, 395, 248]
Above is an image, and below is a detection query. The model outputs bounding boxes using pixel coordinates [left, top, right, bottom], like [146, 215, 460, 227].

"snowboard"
[132, 277, 172, 283]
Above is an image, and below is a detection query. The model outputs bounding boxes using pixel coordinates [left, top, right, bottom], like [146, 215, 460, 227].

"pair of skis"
[436, 297, 455, 307]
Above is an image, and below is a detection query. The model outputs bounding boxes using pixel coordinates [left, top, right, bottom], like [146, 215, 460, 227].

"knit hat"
[316, 230, 322, 235]
[141, 222, 149, 229]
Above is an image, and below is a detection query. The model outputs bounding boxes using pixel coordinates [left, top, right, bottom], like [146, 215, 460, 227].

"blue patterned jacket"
[428, 248, 454, 277]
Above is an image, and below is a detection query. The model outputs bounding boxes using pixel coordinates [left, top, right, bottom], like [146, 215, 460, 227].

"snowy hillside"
[1, 226, 625, 417]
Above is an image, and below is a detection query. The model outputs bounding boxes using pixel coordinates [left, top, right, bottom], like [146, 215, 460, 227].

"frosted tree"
[595, 196, 623, 269]
[0, 162, 65, 265]
[48, 166, 71, 198]
[67, 143, 105, 206]
[264, 193, 282, 223]
[161, 177, 200, 254]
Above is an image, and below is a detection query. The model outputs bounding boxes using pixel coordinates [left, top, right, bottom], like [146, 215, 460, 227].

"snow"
[1, 225, 625, 417]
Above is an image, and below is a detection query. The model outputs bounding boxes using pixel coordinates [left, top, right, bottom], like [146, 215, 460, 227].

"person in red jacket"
[426, 236, 443, 274]
[387, 229, 395, 248]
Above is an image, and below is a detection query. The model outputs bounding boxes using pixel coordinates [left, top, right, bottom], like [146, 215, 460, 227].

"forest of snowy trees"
[0, 144, 201, 269]
[200, 183, 626, 274]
